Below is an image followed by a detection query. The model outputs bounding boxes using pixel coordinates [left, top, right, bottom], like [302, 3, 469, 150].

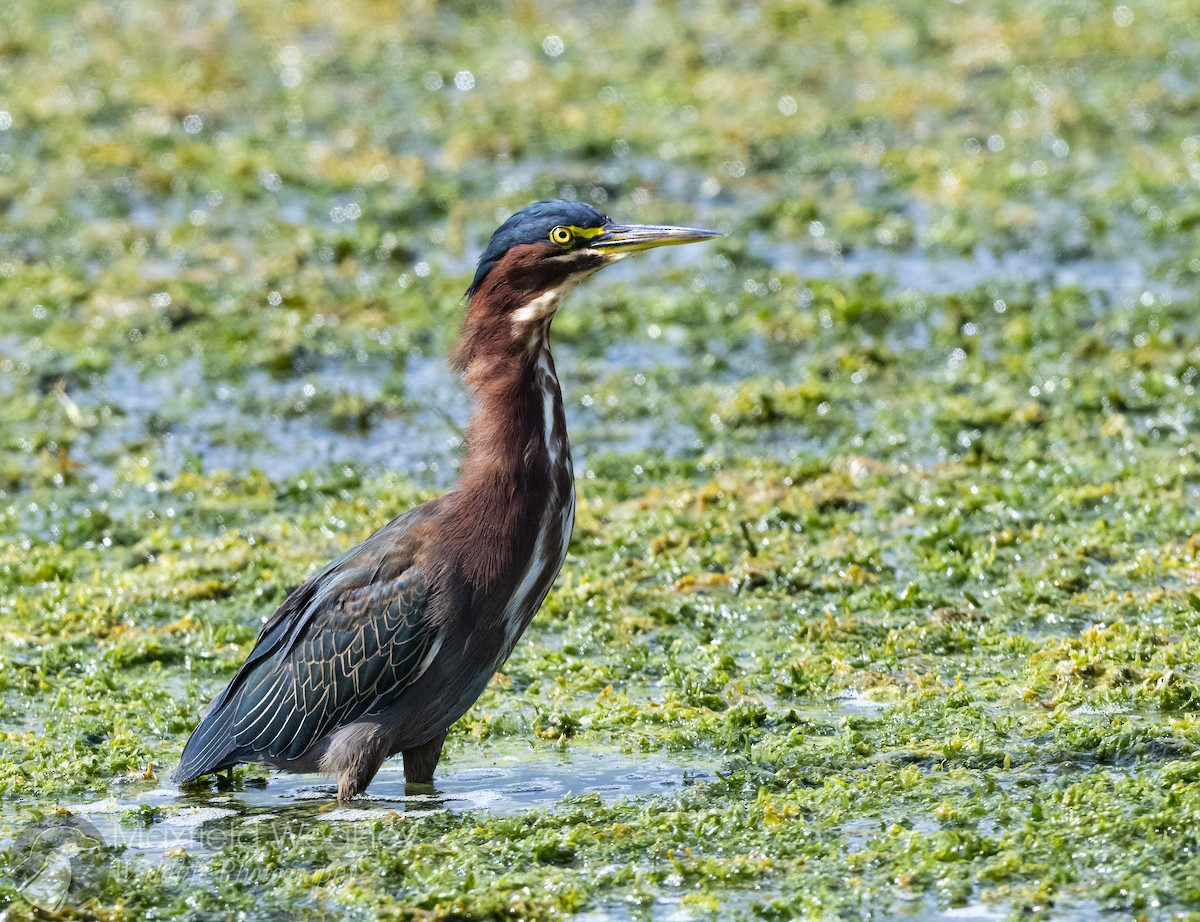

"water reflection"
[44, 743, 714, 863]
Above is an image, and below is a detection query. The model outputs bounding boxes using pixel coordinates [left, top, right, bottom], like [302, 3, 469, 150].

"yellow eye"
[549, 226, 574, 247]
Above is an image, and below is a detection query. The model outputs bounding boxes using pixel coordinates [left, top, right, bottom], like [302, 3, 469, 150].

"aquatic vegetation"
[2, 0, 1199, 918]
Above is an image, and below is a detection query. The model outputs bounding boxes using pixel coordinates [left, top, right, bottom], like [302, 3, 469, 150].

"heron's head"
[467, 200, 720, 299]
[461, 200, 720, 344]
[452, 200, 720, 382]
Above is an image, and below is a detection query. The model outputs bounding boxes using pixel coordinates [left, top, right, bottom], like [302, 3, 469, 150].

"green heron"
[174, 200, 720, 800]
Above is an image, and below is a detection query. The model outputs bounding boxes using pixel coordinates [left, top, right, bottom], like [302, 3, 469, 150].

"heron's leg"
[337, 748, 386, 802]
[402, 731, 447, 785]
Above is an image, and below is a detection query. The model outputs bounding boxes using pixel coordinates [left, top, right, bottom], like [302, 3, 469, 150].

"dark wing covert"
[175, 506, 440, 781]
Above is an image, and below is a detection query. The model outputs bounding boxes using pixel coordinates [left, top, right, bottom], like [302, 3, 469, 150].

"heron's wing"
[229, 565, 435, 761]
[175, 503, 444, 780]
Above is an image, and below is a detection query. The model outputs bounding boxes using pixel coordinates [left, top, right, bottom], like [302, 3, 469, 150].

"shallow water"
[8, 335, 766, 488]
[1, 744, 714, 865]
[752, 234, 1165, 304]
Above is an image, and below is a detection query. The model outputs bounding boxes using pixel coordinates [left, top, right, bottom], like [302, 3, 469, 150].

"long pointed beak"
[590, 222, 723, 255]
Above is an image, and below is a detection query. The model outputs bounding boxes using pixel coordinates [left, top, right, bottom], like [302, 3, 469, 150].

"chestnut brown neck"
[441, 245, 576, 590]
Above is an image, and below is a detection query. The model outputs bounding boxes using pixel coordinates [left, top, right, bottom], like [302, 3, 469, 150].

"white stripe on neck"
[511, 288, 561, 328]
[510, 273, 590, 336]
[496, 348, 575, 661]
[536, 352, 559, 466]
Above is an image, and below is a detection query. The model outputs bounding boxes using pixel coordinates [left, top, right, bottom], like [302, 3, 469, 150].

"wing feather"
[174, 503, 444, 782]
[231, 569, 434, 762]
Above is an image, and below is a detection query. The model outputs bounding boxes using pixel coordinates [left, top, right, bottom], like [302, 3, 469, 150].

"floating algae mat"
[2, 0, 1200, 918]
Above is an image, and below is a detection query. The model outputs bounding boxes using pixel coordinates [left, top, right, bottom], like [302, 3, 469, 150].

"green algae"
[3, 0, 1200, 918]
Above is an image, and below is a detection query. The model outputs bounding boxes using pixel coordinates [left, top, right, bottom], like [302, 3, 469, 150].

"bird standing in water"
[175, 200, 720, 800]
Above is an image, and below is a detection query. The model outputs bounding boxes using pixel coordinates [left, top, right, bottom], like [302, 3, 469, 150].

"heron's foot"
[213, 767, 239, 791]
